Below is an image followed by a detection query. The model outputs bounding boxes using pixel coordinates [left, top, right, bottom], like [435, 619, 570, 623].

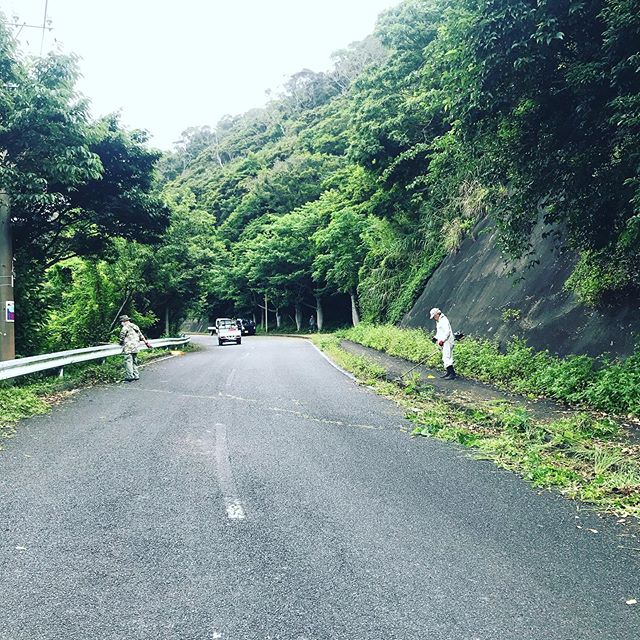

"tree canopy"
[162, 0, 638, 322]
[0, 18, 169, 353]
[3, 0, 639, 352]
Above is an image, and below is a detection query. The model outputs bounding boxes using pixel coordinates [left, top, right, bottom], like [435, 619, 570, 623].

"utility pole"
[39, 0, 50, 56]
[9, 1, 53, 55]
[0, 3, 52, 361]
[0, 192, 15, 361]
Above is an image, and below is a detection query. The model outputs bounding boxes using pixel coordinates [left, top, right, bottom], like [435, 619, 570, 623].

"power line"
[40, 0, 49, 56]
[8, 23, 50, 29]
[7, 1, 53, 56]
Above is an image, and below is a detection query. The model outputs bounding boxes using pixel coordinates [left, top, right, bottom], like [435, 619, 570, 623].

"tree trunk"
[350, 290, 360, 326]
[275, 308, 282, 329]
[263, 293, 268, 332]
[213, 130, 223, 167]
[165, 306, 170, 336]
[315, 296, 324, 331]
[294, 304, 302, 331]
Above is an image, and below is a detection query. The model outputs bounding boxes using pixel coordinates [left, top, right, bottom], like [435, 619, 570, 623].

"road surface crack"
[127, 386, 385, 432]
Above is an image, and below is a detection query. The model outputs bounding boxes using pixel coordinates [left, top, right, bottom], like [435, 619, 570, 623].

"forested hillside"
[160, 0, 640, 334]
[2, 0, 639, 355]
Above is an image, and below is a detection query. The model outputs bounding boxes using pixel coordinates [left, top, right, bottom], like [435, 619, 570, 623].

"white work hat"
[429, 307, 441, 319]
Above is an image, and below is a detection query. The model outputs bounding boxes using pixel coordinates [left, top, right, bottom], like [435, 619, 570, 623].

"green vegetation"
[3, 0, 639, 353]
[0, 387, 49, 439]
[313, 334, 640, 518]
[314, 334, 387, 383]
[340, 324, 640, 417]
[156, 0, 639, 326]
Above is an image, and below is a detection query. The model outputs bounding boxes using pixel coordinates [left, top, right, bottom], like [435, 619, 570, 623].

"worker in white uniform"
[430, 307, 456, 380]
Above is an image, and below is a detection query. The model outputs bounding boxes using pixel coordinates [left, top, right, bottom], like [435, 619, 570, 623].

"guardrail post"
[58, 367, 64, 378]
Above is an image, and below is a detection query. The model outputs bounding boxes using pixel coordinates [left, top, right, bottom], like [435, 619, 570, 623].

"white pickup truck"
[215, 318, 242, 346]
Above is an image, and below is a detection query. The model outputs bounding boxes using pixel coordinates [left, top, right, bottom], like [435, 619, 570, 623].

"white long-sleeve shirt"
[435, 314, 454, 345]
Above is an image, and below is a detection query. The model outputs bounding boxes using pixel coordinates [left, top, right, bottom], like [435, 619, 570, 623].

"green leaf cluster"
[0, 15, 170, 353]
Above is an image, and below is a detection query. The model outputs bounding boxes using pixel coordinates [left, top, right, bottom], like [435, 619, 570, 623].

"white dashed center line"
[215, 422, 246, 521]
[225, 499, 246, 520]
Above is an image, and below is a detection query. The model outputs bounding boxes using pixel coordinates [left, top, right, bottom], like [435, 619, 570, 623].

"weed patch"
[0, 388, 49, 440]
[314, 334, 385, 383]
[341, 324, 640, 417]
[314, 335, 640, 518]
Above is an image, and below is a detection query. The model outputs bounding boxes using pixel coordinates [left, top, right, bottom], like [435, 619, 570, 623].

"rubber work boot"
[443, 365, 457, 380]
[439, 369, 450, 378]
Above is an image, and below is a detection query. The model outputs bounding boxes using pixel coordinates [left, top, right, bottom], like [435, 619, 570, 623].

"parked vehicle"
[208, 317, 235, 335]
[236, 318, 256, 336]
[216, 318, 241, 345]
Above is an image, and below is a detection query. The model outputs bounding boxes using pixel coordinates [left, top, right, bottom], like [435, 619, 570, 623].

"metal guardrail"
[0, 337, 191, 381]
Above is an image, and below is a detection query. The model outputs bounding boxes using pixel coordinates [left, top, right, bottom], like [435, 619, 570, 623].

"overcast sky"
[2, 0, 400, 150]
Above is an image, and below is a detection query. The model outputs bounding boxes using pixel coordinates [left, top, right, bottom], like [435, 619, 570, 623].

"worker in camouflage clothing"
[118, 315, 151, 382]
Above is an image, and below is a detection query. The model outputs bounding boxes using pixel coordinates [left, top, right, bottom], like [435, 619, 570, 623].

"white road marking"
[309, 341, 358, 382]
[225, 499, 246, 520]
[219, 391, 257, 403]
[268, 405, 383, 431]
[215, 423, 246, 521]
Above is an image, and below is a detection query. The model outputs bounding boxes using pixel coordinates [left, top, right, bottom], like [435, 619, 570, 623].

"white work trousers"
[442, 342, 454, 368]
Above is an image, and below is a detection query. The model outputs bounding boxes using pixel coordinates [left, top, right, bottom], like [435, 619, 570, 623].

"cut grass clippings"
[313, 333, 640, 519]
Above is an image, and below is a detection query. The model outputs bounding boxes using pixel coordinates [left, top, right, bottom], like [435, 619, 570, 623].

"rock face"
[403, 218, 640, 357]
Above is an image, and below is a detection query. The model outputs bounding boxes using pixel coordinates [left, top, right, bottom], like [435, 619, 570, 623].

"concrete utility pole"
[0, 192, 15, 361]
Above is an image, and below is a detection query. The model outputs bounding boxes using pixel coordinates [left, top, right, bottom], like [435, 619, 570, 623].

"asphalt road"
[0, 335, 638, 640]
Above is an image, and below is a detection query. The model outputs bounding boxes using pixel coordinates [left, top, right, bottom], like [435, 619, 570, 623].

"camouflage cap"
[119, 315, 130, 322]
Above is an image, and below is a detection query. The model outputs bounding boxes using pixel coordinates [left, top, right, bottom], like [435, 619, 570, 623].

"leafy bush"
[581, 352, 640, 416]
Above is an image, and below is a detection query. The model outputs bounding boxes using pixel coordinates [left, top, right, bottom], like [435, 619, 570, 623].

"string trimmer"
[394, 331, 465, 383]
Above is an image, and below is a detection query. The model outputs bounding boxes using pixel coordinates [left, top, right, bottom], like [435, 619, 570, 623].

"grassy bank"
[313, 334, 640, 519]
[339, 324, 640, 418]
[0, 347, 187, 446]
